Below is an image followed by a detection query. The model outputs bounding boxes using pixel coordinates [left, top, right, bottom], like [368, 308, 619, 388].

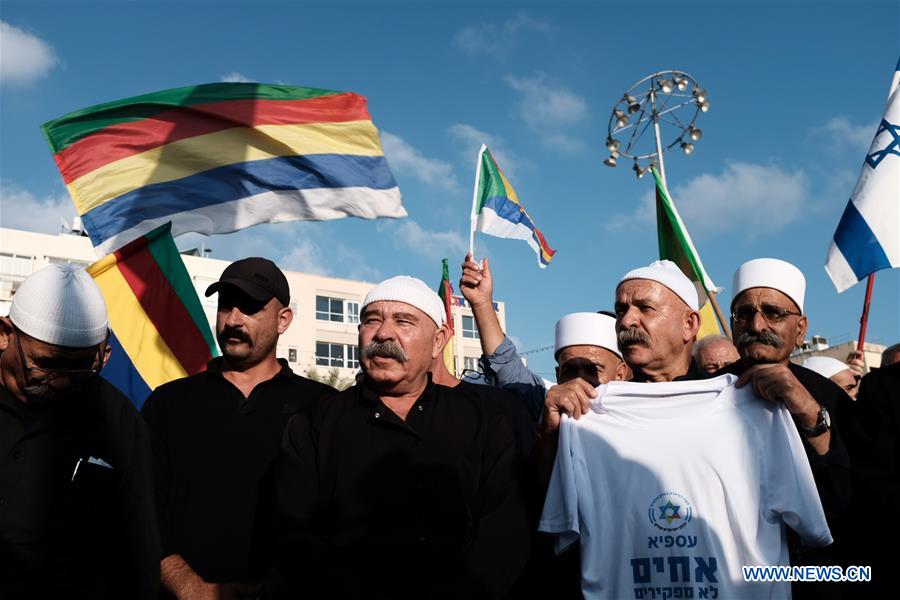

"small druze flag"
[825, 58, 900, 292]
[469, 145, 556, 268]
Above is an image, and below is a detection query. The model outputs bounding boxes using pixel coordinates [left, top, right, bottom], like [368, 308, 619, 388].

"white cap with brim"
[9, 263, 109, 347]
[362, 275, 446, 328]
[802, 356, 851, 379]
[732, 258, 806, 313]
[618, 259, 700, 311]
[555, 312, 622, 360]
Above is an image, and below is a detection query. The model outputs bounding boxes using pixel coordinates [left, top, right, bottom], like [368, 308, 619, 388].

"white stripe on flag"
[93, 186, 406, 256]
[477, 206, 546, 268]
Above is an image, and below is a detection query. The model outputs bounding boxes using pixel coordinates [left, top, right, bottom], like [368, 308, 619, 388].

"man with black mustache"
[141, 257, 333, 600]
[715, 258, 851, 600]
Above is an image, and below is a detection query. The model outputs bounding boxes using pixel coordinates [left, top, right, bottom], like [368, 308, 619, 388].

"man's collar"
[358, 372, 435, 406]
[205, 356, 293, 380]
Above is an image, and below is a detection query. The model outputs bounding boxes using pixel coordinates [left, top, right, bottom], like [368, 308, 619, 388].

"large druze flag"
[42, 82, 407, 254]
[825, 59, 900, 292]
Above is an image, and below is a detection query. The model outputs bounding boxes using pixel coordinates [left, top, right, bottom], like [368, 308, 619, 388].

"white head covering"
[362, 275, 445, 328]
[618, 259, 699, 310]
[802, 356, 851, 379]
[9, 263, 109, 347]
[555, 312, 622, 360]
[732, 258, 806, 312]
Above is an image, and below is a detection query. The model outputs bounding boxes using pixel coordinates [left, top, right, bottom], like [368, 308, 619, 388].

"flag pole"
[469, 144, 486, 258]
[651, 97, 731, 339]
[857, 273, 875, 350]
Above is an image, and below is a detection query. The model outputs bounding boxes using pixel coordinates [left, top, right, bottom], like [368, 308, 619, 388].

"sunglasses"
[731, 304, 801, 324]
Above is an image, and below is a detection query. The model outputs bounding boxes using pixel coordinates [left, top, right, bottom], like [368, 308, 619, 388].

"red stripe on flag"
[113, 245, 213, 374]
[56, 93, 371, 183]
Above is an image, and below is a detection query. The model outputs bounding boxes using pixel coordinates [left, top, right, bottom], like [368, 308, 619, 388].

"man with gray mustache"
[275, 275, 531, 598]
[715, 258, 851, 600]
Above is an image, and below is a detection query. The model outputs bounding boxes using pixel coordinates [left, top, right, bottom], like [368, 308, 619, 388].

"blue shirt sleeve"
[479, 336, 550, 422]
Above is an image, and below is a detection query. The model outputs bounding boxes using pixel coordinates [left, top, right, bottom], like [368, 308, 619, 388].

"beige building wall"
[1, 227, 505, 382]
[791, 339, 885, 372]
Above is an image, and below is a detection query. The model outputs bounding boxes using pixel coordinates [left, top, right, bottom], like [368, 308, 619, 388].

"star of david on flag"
[825, 57, 900, 292]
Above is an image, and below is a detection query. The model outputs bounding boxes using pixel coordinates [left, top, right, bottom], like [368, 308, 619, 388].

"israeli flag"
[825, 58, 900, 292]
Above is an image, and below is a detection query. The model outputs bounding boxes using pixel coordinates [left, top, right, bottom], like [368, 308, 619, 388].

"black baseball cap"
[205, 257, 290, 306]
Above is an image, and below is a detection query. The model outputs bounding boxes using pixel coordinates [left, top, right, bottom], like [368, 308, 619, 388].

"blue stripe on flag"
[482, 195, 550, 266]
[833, 200, 892, 280]
[82, 153, 398, 243]
[101, 331, 153, 409]
[483, 194, 536, 231]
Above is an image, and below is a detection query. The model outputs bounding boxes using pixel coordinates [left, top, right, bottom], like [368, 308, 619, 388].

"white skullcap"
[555, 312, 622, 360]
[732, 258, 806, 312]
[362, 275, 445, 328]
[9, 263, 109, 348]
[618, 259, 699, 311]
[802, 356, 851, 379]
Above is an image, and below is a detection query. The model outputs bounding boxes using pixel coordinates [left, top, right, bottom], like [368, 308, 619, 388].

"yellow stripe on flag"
[697, 302, 721, 340]
[69, 120, 383, 214]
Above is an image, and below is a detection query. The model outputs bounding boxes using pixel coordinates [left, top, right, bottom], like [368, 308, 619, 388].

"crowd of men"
[0, 251, 897, 599]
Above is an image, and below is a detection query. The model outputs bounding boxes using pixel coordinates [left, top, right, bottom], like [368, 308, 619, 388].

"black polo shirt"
[140, 358, 333, 586]
[275, 378, 531, 599]
[0, 378, 160, 599]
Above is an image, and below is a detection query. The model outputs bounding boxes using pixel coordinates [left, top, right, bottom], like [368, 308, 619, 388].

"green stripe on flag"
[653, 168, 716, 294]
[475, 149, 508, 214]
[143, 223, 220, 357]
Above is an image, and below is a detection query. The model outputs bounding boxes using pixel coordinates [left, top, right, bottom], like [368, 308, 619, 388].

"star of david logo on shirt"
[866, 118, 900, 169]
[658, 500, 682, 524]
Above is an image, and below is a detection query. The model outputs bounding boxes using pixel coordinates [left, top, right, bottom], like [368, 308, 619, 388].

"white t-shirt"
[538, 374, 832, 600]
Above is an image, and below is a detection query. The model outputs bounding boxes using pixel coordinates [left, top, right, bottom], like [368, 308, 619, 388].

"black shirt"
[838, 363, 900, 594]
[0, 378, 160, 599]
[274, 378, 531, 599]
[140, 358, 333, 586]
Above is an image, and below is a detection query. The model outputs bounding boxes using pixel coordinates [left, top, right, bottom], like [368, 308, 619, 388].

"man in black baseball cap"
[205, 257, 291, 308]
[141, 257, 334, 599]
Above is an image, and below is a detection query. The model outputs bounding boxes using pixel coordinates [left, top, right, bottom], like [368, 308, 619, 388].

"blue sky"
[1, 0, 898, 380]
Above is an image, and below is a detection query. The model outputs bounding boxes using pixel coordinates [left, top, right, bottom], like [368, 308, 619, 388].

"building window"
[462, 315, 479, 339]
[346, 301, 360, 324]
[317, 295, 357, 322]
[463, 356, 481, 372]
[316, 342, 358, 369]
[0, 253, 33, 279]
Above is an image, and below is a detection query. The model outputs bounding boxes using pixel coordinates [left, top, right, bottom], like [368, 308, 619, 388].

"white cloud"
[278, 234, 380, 282]
[0, 20, 58, 85]
[505, 73, 588, 129]
[812, 117, 877, 156]
[377, 219, 467, 261]
[221, 71, 252, 83]
[380, 131, 458, 191]
[454, 13, 552, 58]
[504, 73, 588, 152]
[0, 182, 75, 234]
[606, 162, 811, 239]
[447, 123, 530, 178]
